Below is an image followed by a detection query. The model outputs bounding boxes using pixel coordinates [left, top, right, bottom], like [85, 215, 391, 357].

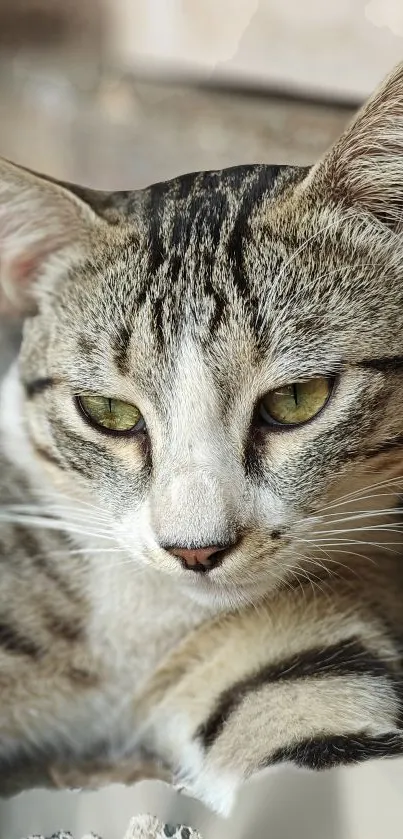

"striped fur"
[1, 64, 403, 811]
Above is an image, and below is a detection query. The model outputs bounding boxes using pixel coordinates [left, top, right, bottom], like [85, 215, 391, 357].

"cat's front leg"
[138, 598, 403, 815]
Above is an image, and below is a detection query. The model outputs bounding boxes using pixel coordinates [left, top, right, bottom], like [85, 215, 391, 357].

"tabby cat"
[1, 62, 403, 815]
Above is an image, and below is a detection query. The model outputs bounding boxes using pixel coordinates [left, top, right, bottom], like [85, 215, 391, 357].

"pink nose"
[166, 545, 228, 572]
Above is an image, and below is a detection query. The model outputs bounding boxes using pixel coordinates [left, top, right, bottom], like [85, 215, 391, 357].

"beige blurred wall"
[105, 0, 403, 100]
[0, 0, 402, 101]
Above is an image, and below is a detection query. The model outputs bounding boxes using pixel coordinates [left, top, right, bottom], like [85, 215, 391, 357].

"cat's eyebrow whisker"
[258, 218, 343, 330]
[255, 265, 346, 332]
[272, 218, 341, 286]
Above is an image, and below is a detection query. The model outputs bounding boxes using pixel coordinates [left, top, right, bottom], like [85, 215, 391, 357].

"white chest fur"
[88, 558, 210, 690]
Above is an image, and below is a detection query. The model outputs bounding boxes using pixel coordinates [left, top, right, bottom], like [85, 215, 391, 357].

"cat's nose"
[166, 544, 230, 572]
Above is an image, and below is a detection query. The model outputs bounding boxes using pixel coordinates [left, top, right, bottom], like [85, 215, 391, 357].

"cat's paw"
[147, 710, 242, 815]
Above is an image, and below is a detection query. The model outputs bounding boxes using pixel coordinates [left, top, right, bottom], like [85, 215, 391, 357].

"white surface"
[1, 759, 403, 839]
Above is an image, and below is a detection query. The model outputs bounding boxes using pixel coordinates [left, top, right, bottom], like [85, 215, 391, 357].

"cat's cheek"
[112, 432, 150, 472]
[116, 501, 180, 575]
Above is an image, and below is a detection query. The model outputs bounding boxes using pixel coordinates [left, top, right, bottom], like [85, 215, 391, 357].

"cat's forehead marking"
[142, 164, 299, 285]
[107, 164, 305, 374]
[69, 159, 401, 396]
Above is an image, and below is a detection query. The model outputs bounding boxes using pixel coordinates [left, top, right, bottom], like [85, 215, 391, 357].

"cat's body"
[1, 64, 403, 813]
[0, 387, 210, 787]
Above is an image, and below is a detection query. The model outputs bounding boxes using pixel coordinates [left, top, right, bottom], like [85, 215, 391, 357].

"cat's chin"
[179, 572, 271, 612]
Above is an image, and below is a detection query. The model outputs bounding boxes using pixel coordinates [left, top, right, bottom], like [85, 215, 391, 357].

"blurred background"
[0, 0, 402, 189]
[1, 1, 403, 837]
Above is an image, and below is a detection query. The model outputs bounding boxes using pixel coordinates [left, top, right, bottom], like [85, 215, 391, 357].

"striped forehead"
[143, 164, 284, 274]
[139, 168, 297, 324]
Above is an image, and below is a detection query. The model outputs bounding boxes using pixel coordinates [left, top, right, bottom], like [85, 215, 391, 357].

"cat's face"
[3, 63, 403, 608]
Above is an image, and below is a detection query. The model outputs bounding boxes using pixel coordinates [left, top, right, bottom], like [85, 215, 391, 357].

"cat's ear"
[302, 62, 403, 230]
[0, 157, 104, 315]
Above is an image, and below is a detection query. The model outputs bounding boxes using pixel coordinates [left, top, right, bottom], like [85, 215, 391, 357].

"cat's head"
[2, 64, 403, 608]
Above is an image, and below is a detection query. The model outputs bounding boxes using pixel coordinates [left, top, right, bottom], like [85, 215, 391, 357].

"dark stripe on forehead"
[196, 638, 393, 748]
[147, 181, 165, 277]
[358, 356, 403, 373]
[227, 165, 281, 299]
[140, 164, 285, 351]
[112, 324, 132, 374]
[24, 377, 55, 398]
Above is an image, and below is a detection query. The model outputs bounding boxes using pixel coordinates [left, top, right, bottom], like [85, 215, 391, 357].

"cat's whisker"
[313, 476, 403, 514]
[39, 489, 112, 515]
[51, 547, 125, 556]
[310, 505, 403, 520]
[2, 504, 114, 527]
[0, 512, 117, 542]
[317, 547, 379, 566]
[308, 524, 403, 536]
[300, 537, 402, 557]
[297, 545, 349, 582]
[294, 505, 403, 533]
[297, 543, 371, 579]
[97, 557, 146, 573]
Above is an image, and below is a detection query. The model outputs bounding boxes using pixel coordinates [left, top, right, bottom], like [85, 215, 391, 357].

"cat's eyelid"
[74, 391, 129, 403]
[269, 374, 336, 393]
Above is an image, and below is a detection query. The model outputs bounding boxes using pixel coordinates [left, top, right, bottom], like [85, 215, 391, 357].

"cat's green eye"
[77, 394, 144, 435]
[259, 377, 333, 428]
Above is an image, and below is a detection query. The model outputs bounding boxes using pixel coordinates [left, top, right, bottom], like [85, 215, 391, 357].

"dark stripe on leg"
[196, 638, 393, 748]
[0, 621, 42, 659]
[268, 732, 403, 770]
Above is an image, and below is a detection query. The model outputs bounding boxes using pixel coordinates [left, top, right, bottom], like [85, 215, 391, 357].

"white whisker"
[0, 512, 116, 542]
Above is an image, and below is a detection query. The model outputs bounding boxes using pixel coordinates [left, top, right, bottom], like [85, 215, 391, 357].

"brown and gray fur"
[1, 63, 403, 813]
